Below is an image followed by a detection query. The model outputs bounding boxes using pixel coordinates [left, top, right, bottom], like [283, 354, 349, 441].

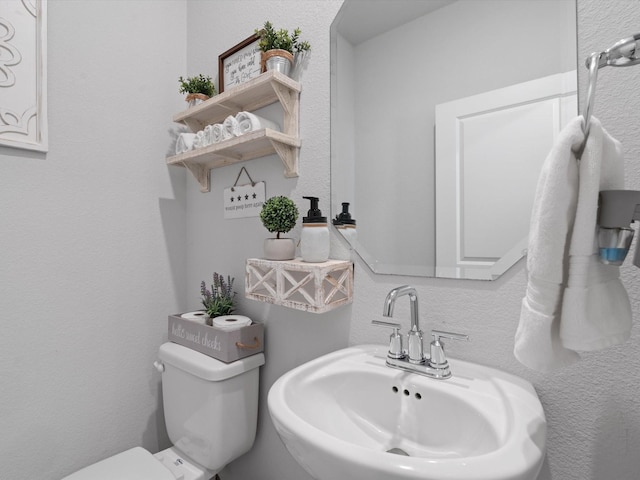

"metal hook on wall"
[582, 51, 603, 142]
[577, 33, 640, 157]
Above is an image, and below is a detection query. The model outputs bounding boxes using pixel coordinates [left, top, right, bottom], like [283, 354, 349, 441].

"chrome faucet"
[382, 285, 419, 328]
[382, 285, 424, 363]
[373, 285, 469, 380]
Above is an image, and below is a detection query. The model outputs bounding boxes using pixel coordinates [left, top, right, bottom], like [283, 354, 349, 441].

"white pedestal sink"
[268, 345, 546, 480]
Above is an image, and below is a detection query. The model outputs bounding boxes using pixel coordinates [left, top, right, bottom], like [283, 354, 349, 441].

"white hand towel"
[223, 115, 240, 138]
[560, 117, 631, 351]
[514, 116, 631, 372]
[514, 116, 582, 372]
[175, 133, 196, 154]
[235, 111, 281, 134]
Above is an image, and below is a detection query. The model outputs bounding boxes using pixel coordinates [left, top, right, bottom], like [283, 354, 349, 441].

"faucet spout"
[382, 285, 419, 332]
[376, 285, 469, 379]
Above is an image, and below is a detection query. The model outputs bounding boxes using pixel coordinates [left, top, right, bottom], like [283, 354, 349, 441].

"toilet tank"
[157, 342, 265, 472]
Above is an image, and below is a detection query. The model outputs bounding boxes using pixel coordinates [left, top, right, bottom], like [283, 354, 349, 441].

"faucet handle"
[431, 330, 469, 342]
[371, 320, 405, 359]
[429, 330, 469, 368]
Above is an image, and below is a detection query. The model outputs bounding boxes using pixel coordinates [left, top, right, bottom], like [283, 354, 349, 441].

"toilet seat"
[62, 446, 176, 480]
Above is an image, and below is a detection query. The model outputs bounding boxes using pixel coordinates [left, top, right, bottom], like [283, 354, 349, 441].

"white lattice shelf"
[245, 258, 353, 313]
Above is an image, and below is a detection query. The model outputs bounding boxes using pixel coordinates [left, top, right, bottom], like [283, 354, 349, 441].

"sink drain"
[386, 447, 410, 456]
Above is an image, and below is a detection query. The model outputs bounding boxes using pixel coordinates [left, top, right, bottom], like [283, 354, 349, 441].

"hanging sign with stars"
[223, 181, 266, 219]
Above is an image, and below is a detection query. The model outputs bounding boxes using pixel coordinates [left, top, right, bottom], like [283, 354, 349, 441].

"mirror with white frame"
[331, 0, 577, 280]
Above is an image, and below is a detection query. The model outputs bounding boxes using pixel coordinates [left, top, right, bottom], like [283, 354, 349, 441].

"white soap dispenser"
[301, 196, 330, 263]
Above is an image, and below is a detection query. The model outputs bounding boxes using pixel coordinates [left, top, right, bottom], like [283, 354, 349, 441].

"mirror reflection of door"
[435, 72, 577, 280]
[331, 0, 578, 279]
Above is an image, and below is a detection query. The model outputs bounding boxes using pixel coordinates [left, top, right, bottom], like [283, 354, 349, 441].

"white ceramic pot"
[185, 92, 209, 107]
[264, 238, 296, 260]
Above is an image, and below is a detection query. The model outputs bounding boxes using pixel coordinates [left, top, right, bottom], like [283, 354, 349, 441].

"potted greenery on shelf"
[200, 272, 235, 325]
[255, 21, 311, 77]
[179, 74, 216, 107]
[260, 195, 299, 260]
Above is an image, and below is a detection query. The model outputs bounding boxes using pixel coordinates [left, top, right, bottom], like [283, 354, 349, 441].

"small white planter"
[185, 93, 209, 107]
[264, 238, 296, 260]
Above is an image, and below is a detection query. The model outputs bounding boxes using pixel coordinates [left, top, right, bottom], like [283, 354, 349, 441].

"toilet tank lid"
[62, 447, 175, 480]
[159, 342, 265, 381]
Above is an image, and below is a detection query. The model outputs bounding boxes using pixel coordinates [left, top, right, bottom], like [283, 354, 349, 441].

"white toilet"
[63, 342, 265, 480]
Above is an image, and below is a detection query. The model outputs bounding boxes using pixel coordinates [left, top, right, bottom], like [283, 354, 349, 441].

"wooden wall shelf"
[168, 71, 301, 192]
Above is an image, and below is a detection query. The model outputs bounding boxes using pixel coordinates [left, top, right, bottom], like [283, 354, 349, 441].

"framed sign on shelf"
[218, 33, 263, 94]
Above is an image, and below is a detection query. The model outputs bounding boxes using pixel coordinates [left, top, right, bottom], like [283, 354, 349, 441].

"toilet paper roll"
[181, 311, 209, 324]
[212, 315, 252, 331]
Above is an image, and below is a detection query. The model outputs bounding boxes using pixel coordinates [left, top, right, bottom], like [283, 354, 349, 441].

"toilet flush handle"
[153, 360, 165, 373]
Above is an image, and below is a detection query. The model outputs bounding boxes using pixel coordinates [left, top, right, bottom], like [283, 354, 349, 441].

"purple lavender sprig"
[200, 281, 212, 302]
[201, 272, 236, 318]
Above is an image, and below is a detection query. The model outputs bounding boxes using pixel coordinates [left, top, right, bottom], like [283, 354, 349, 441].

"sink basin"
[268, 345, 546, 480]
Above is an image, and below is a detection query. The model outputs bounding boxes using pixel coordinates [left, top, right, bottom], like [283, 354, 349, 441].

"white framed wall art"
[0, 0, 47, 152]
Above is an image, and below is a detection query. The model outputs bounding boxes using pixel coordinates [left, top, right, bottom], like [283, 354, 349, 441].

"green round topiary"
[260, 196, 299, 239]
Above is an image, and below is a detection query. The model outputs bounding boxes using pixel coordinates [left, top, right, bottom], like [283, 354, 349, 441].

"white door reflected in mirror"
[435, 71, 577, 280]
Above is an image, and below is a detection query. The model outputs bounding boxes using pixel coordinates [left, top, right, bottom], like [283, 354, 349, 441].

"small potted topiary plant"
[255, 21, 311, 77]
[179, 74, 216, 107]
[200, 272, 236, 325]
[260, 195, 299, 260]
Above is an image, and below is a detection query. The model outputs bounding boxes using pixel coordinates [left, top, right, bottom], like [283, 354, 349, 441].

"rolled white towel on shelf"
[175, 133, 196, 154]
[235, 111, 281, 134]
[203, 124, 214, 147]
[211, 123, 227, 143]
[193, 130, 205, 149]
[223, 115, 240, 138]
